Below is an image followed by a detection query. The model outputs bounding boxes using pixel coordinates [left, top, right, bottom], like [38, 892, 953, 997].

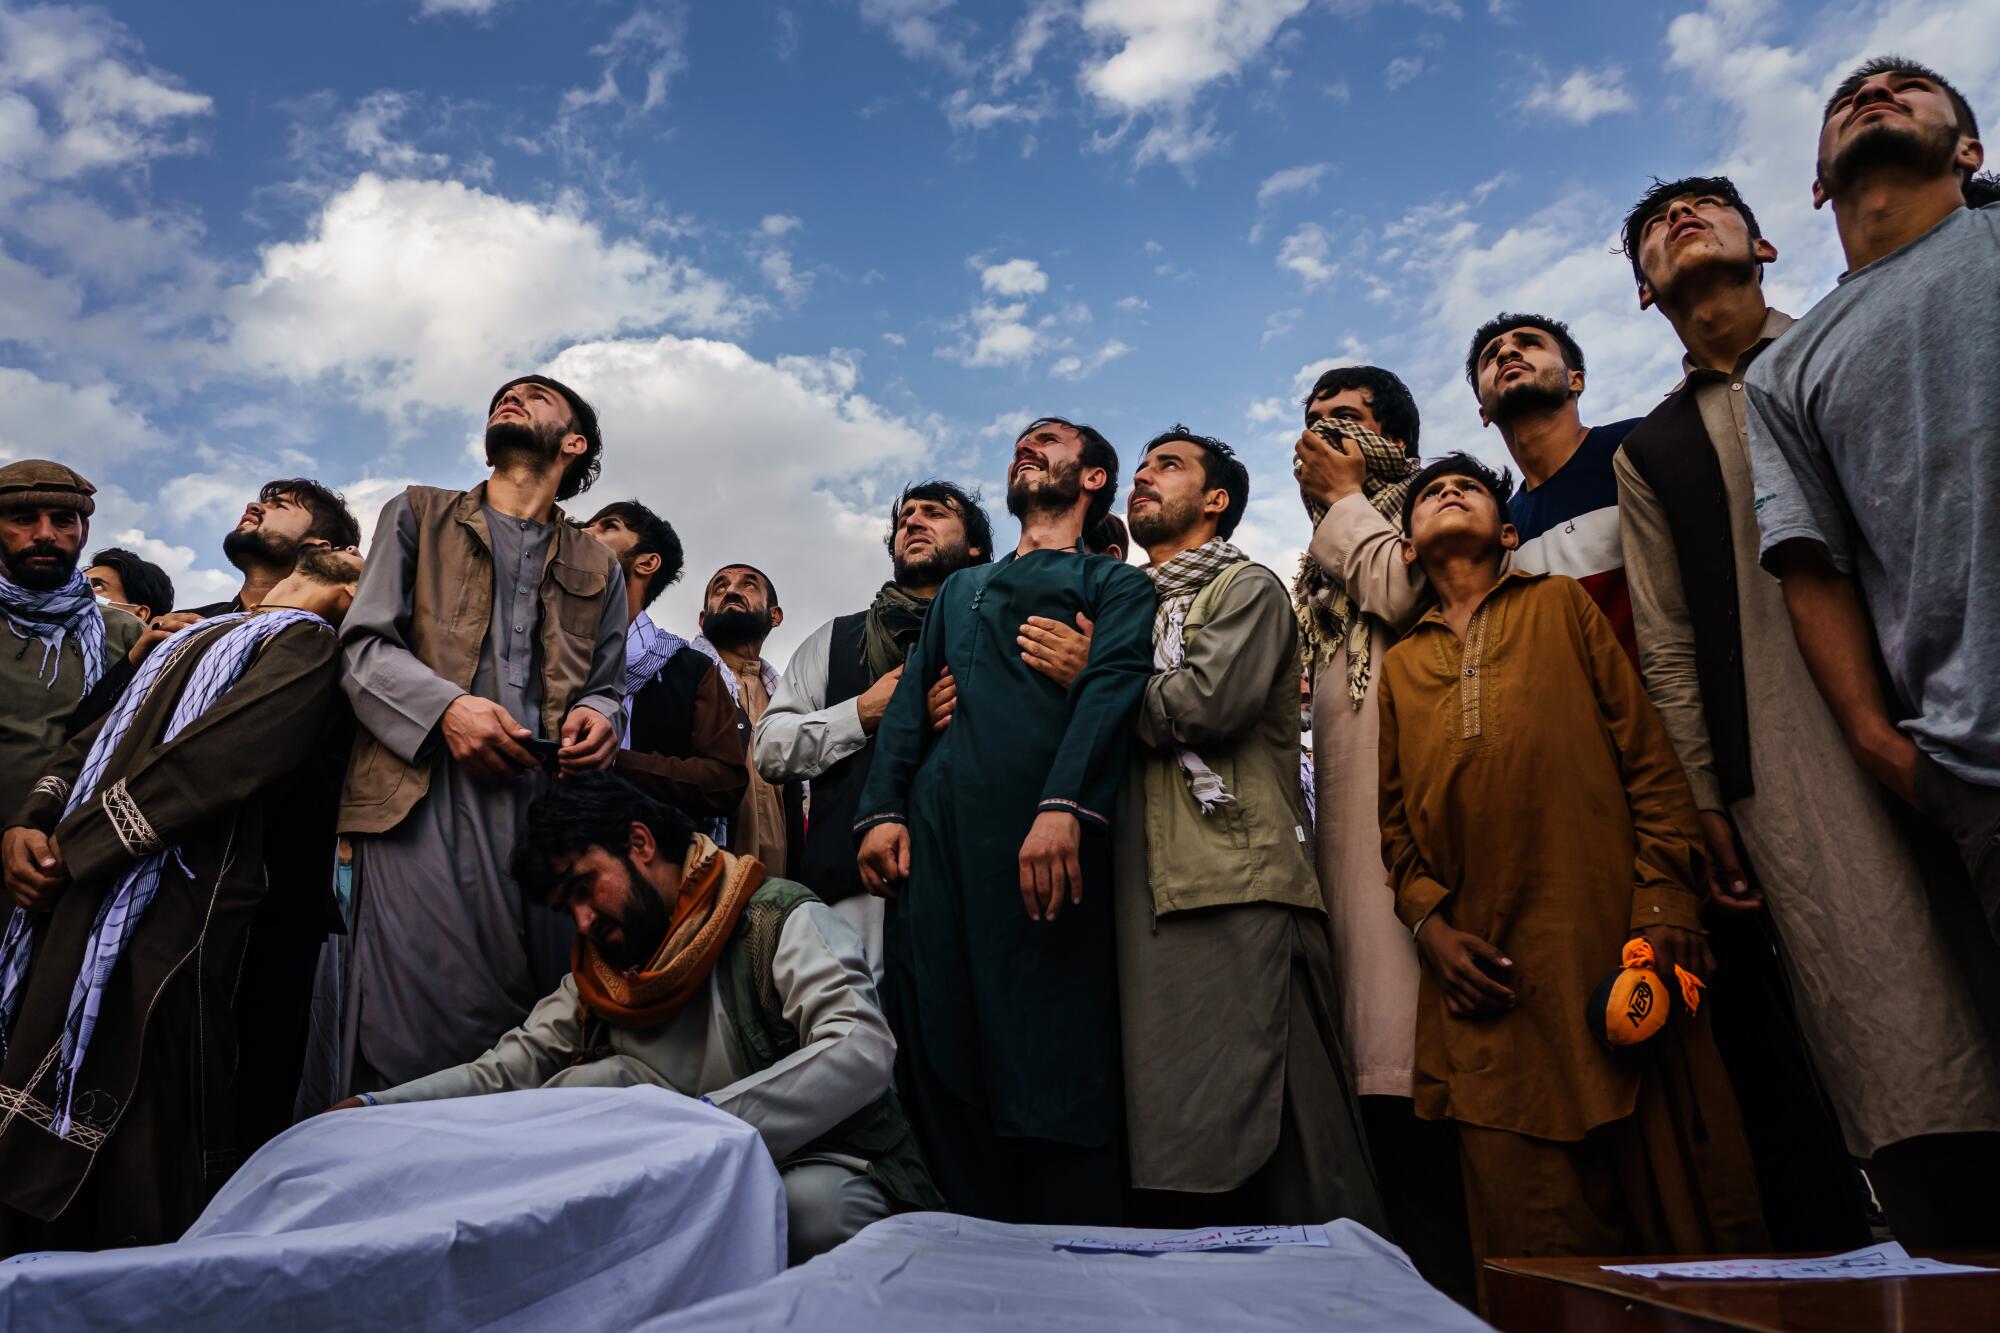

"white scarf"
[0, 564, 105, 695]
[1146, 540, 1249, 813]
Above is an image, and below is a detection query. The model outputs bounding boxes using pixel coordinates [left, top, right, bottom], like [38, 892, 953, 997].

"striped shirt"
[1508, 419, 1643, 666]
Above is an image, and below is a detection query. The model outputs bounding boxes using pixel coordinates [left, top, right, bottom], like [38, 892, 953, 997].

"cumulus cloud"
[98, 528, 239, 607]
[937, 301, 1041, 367]
[222, 173, 754, 424]
[542, 335, 939, 659]
[1256, 162, 1330, 207]
[1276, 223, 1337, 287]
[979, 256, 1050, 297]
[759, 213, 803, 236]
[1049, 338, 1129, 380]
[1524, 67, 1635, 124]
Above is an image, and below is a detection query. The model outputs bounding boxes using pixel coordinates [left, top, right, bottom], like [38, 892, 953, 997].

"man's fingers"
[1456, 957, 1516, 1005]
[1065, 844, 1083, 906]
[895, 831, 910, 880]
[1019, 854, 1041, 922]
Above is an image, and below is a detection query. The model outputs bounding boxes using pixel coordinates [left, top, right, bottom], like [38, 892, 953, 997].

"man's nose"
[31, 515, 59, 541]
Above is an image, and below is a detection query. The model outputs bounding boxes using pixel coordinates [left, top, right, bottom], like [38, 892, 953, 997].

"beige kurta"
[1306, 494, 1427, 1098]
[1617, 313, 2000, 1157]
[725, 653, 789, 876]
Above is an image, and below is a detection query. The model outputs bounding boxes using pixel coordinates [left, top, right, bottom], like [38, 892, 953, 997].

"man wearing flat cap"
[0, 461, 141, 825]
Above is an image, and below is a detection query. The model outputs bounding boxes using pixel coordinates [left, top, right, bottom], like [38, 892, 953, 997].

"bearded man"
[330, 374, 627, 1098]
[0, 546, 362, 1254]
[855, 417, 1155, 1224]
[186, 479, 363, 617]
[687, 564, 800, 878]
[0, 462, 142, 826]
[754, 481, 992, 975]
[327, 773, 942, 1265]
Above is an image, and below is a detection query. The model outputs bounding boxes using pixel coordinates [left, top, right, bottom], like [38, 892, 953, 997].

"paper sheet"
[1051, 1224, 1331, 1254]
[1602, 1242, 1997, 1281]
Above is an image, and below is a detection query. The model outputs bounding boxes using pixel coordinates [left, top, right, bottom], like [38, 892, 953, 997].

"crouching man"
[328, 773, 941, 1263]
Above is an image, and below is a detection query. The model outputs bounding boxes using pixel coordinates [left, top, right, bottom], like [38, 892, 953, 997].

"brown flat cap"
[0, 459, 96, 516]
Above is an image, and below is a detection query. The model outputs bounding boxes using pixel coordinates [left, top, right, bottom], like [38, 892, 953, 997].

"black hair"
[885, 479, 995, 566]
[708, 563, 779, 608]
[1464, 312, 1585, 388]
[489, 374, 602, 502]
[511, 773, 697, 910]
[1824, 56, 1980, 146]
[86, 547, 174, 619]
[1018, 416, 1119, 532]
[1401, 452, 1516, 533]
[1619, 175, 1764, 288]
[260, 478, 362, 549]
[1300, 365, 1422, 454]
[1085, 511, 1128, 557]
[1966, 170, 2000, 209]
[1140, 425, 1251, 540]
[587, 500, 683, 609]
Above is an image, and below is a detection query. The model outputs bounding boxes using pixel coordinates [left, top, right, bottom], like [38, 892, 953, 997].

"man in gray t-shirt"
[1746, 56, 2000, 947]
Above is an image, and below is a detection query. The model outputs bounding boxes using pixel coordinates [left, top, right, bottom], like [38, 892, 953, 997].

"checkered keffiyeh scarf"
[1292, 419, 1421, 709]
[1147, 539, 1249, 813]
[0, 565, 105, 695]
[0, 609, 328, 1139]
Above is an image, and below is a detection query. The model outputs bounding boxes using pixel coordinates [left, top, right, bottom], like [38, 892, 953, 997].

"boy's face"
[1403, 471, 1518, 569]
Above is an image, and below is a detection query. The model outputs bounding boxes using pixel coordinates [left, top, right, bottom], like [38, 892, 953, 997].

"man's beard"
[1005, 456, 1083, 521]
[485, 418, 566, 474]
[893, 534, 975, 587]
[1, 541, 78, 591]
[1819, 115, 1959, 198]
[1653, 244, 1762, 309]
[295, 544, 360, 587]
[591, 854, 673, 970]
[1484, 366, 1573, 426]
[1126, 492, 1202, 548]
[222, 525, 301, 574]
[703, 606, 772, 649]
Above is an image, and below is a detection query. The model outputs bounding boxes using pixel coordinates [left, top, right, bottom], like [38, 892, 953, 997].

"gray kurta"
[1617, 320, 2000, 1157]
[343, 504, 626, 1090]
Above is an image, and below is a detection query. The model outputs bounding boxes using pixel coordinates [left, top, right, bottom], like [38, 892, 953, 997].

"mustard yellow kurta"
[1378, 571, 1710, 1141]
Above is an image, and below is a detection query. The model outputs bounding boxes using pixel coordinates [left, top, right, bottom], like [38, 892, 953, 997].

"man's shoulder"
[1587, 417, 1645, 453]
[1089, 554, 1155, 597]
[400, 484, 465, 515]
[99, 604, 143, 651]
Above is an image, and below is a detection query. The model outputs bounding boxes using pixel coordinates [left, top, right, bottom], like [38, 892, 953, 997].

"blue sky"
[2, 0, 1993, 657]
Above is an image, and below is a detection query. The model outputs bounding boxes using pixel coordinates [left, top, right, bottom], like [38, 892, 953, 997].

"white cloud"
[943, 87, 1044, 134]
[542, 335, 939, 661]
[1256, 161, 1330, 207]
[979, 257, 1049, 297]
[1276, 223, 1337, 287]
[563, 5, 687, 117]
[418, 0, 502, 15]
[994, 0, 1069, 89]
[979, 407, 1036, 439]
[0, 367, 158, 475]
[0, 4, 211, 179]
[759, 213, 803, 236]
[1525, 67, 1635, 125]
[339, 91, 449, 173]
[100, 528, 239, 608]
[1142, 239, 1164, 255]
[1385, 56, 1425, 90]
[223, 173, 754, 424]
[1260, 307, 1303, 344]
[759, 249, 812, 303]
[1115, 295, 1149, 313]
[1049, 338, 1129, 380]
[859, 0, 969, 71]
[938, 301, 1041, 367]
[880, 331, 906, 346]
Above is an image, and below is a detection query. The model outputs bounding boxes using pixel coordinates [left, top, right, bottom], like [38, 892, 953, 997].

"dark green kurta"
[0, 619, 348, 1254]
[856, 546, 1156, 1147]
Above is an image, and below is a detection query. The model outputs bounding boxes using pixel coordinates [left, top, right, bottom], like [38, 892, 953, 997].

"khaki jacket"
[338, 483, 619, 833]
[1137, 562, 1322, 917]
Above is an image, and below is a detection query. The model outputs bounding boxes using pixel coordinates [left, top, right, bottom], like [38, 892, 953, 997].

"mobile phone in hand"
[524, 737, 562, 772]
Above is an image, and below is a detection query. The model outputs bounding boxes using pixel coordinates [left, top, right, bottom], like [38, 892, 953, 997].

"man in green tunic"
[856, 417, 1156, 1224]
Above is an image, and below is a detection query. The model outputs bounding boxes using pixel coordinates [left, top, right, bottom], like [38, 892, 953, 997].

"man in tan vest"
[330, 374, 627, 1096]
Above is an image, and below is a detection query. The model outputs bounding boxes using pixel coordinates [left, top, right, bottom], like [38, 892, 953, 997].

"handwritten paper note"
[1603, 1242, 1996, 1281]
[1052, 1225, 1330, 1255]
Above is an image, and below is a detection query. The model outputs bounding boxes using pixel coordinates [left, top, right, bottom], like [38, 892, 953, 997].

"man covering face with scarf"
[752, 480, 992, 978]
[0, 461, 142, 825]
[329, 773, 942, 1266]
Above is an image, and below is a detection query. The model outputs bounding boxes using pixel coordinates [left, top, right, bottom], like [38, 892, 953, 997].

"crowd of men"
[0, 53, 1994, 1312]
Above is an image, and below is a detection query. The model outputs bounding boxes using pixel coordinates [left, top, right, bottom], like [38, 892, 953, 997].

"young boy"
[1376, 453, 1767, 1273]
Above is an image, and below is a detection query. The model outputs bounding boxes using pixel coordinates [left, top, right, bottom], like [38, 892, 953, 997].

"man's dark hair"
[1141, 426, 1251, 540]
[1019, 416, 1119, 532]
[1401, 452, 1516, 533]
[1464, 312, 1585, 387]
[260, 478, 361, 549]
[489, 374, 602, 502]
[511, 773, 697, 910]
[1301, 365, 1422, 454]
[1619, 175, 1765, 288]
[86, 547, 174, 618]
[1085, 511, 1128, 557]
[884, 480, 994, 566]
[1824, 56, 1980, 146]
[1966, 170, 2000, 208]
[588, 500, 683, 609]
[711, 563, 779, 608]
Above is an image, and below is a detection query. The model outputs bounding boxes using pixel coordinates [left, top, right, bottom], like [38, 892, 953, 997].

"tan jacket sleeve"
[1613, 448, 1724, 813]
[1307, 493, 1427, 634]
[1565, 581, 1707, 935]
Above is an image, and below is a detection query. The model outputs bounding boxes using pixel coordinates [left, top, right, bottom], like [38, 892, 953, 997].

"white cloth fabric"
[0, 1087, 785, 1332]
[645, 1214, 1487, 1332]
[752, 615, 871, 783]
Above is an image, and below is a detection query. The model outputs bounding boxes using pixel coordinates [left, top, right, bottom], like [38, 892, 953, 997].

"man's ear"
[303, 537, 332, 549]
[1637, 280, 1655, 312]
[560, 431, 588, 463]
[1754, 236, 1778, 265]
[1956, 134, 1985, 176]
[1477, 404, 1492, 428]
[627, 818, 658, 867]
[696, 609, 708, 629]
[1499, 523, 1521, 552]
[1567, 369, 1586, 397]
[635, 552, 662, 579]
[769, 605, 785, 632]
[1082, 466, 1109, 501]
[1811, 176, 1829, 210]
[1399, 536, 1418, 568]
[1203, 487, 1228, 519]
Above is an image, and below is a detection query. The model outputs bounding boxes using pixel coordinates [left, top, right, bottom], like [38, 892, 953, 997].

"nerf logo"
[1625, 978, 1655, 1027]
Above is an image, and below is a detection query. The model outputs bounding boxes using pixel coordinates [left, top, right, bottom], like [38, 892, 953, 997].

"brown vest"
[337, 482, 617, 834]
